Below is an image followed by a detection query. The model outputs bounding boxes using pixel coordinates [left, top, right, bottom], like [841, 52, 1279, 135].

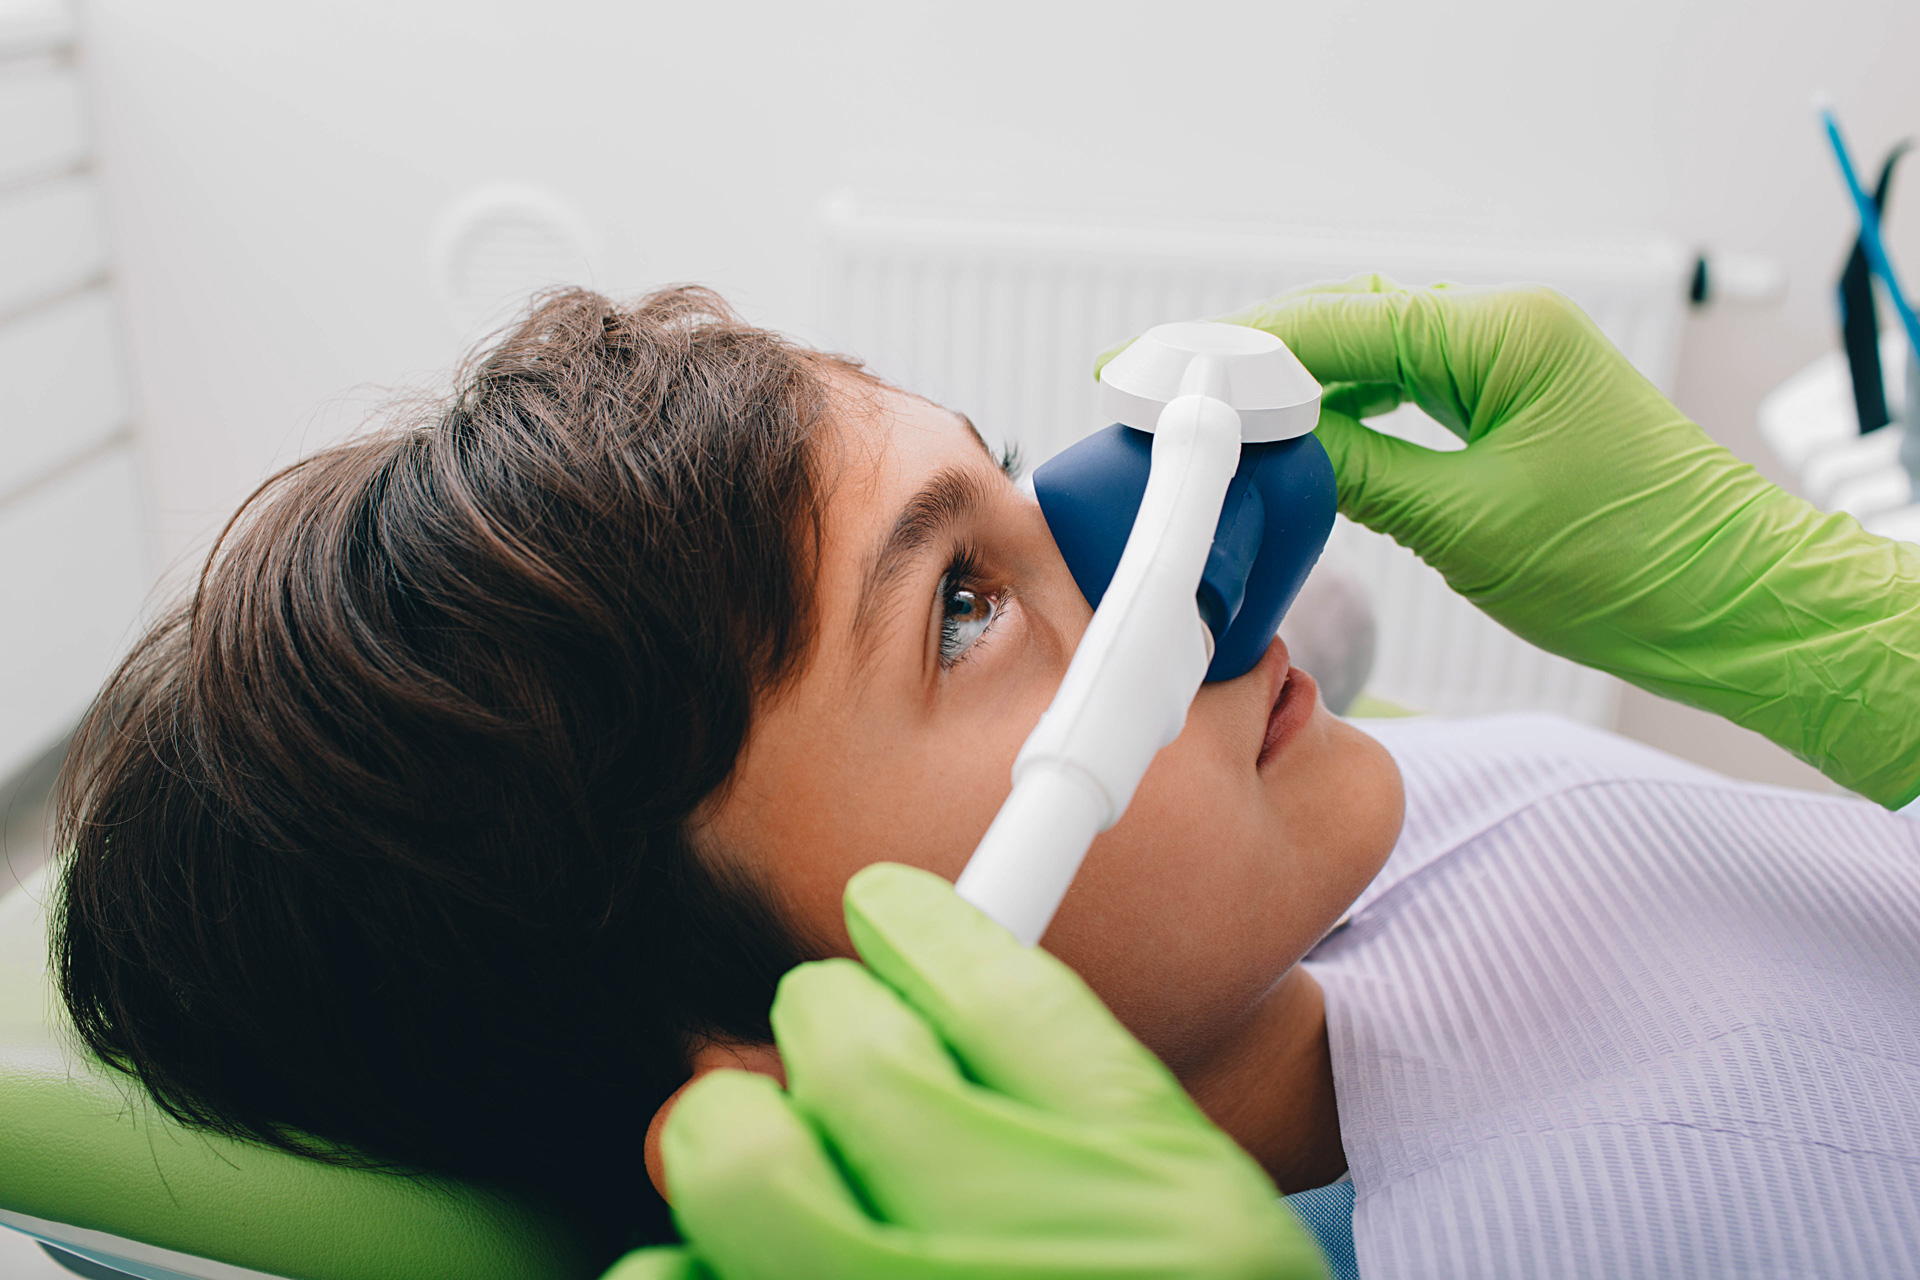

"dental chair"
[0, 866, 599, 1280]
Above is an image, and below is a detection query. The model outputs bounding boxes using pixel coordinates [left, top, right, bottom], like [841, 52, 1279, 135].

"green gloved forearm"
[640, 863, 1327, 1280]
[1216, 277, 1920, 808]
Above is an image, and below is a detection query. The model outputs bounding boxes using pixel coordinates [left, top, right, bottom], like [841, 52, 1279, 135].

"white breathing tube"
[955, 324, 1322, 946]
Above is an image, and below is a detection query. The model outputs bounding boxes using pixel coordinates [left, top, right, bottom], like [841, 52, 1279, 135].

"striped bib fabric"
[1307, 714, 1920, 1279]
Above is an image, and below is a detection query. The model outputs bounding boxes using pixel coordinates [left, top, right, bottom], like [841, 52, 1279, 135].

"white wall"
[78, 0, 1920, 785]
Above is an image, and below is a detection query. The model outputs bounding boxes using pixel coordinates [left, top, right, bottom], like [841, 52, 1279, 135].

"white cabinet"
[0, 6, 150, 783]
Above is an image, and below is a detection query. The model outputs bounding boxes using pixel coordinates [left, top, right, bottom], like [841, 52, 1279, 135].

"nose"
[1029, 423, 1336, 681]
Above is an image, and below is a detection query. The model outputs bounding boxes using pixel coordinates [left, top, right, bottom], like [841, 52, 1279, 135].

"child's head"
[54, 287, 1401, 1251]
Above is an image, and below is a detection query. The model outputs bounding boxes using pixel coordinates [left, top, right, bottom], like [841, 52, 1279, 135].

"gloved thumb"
[1312, 407, 1455, 541]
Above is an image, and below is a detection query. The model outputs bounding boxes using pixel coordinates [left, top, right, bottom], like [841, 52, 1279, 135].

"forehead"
[829, 378, 987, 485]
[819, 380, 990, 541]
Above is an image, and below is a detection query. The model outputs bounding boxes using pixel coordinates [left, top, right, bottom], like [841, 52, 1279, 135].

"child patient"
[54, 287, 1920, 1275]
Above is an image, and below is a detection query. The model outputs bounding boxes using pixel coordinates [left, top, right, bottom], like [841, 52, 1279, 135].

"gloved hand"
[1212, 276, 1920, 807]
[599, 1250, 707, 1279]
[604, 862, 1328, 1280]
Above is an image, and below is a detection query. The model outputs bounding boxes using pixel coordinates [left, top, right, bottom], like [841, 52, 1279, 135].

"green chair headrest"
[0, 870, 601, 1280]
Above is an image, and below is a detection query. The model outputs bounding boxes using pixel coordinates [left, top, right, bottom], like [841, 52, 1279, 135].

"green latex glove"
[648, 862, 1327, 1280]
[599, 1249, 710, 1279]
[1217, 276, 1920, 807]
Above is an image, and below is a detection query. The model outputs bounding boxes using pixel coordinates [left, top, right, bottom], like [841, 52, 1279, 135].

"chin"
[1273, 714, 1404, 941]
[1327, 717, 1405, 886]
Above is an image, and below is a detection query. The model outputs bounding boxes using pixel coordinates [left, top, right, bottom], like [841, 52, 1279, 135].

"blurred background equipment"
[1759, 103, 1920, 549]
[1834, 139, 1908, 434]
[1820, 99, 1920, 487]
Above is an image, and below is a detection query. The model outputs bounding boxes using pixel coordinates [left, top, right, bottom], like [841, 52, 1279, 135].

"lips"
[1256, 638, 1318, 771]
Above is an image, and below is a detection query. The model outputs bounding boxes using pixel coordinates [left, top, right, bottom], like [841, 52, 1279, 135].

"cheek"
[756, 673, 1056, 956]
[1039, 708, 1403, 1070]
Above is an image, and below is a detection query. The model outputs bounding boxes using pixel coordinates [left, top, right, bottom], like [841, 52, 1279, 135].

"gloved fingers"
[770, 957, 978, 1214]
[596, 1247, 714, 1280]
[1320, 380, 1404, 422]
[664, 1069, 918, 1280]
[1313, 408, 1461, 537]
[1224, 285, 1487, 438]
[773, 955, 1129, 1229]
[666, 1061, 1080, 1280]
[1227, 287, 1417, 387]
[1093, 273, 1408, 381]
[840, 864, 1203, 1130]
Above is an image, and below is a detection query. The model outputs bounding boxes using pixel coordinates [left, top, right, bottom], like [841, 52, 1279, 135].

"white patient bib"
[1307, 715, 1920, 1279]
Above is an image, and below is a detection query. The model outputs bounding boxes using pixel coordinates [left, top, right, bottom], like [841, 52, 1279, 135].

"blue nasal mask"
[957, 321, 1333, 946]
[1032, 423, 1336, 682]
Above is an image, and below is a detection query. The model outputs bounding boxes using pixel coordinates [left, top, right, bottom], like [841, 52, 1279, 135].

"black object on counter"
[1840, 140, 1911, 433]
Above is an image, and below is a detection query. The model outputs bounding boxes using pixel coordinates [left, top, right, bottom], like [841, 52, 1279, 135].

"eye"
[938, 579, 1001, 668]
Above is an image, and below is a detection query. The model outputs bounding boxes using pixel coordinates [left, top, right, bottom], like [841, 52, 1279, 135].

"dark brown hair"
[53, 286, 853, 1252]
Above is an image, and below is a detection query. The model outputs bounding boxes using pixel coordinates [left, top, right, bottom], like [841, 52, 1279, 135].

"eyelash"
[937, 546, 1003, 670]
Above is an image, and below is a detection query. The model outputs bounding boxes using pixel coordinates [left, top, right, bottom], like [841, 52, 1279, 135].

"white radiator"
[815, 198, 1691, 726]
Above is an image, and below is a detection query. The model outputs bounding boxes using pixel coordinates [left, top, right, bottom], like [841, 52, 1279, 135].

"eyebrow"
[850, 464, 997, 656]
